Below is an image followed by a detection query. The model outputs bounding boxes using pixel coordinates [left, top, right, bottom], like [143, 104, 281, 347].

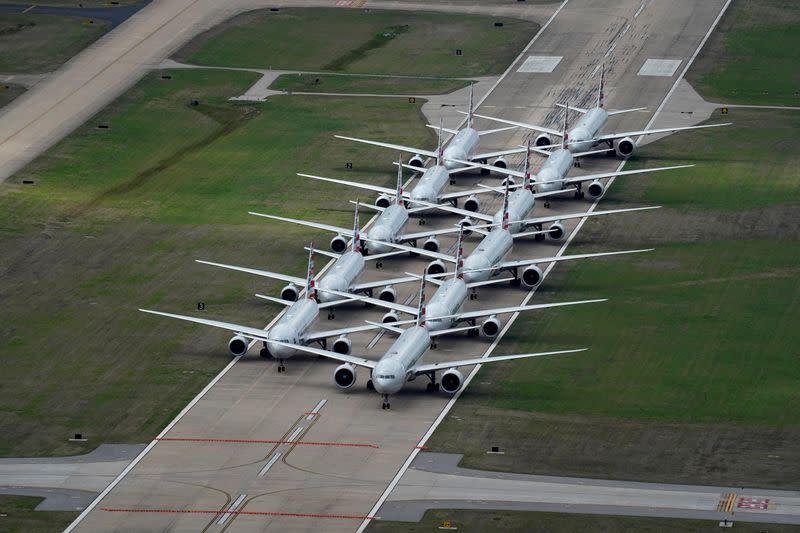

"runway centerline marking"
[100, 507, 377, 520]
[153, 437, 379, 448]
[218, 493, 246, 525]
[258, 452, 282, 478]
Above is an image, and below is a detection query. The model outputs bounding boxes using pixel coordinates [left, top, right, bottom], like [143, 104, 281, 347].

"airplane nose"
[267, 341, 295, 359]
[317, 276, 346, 303]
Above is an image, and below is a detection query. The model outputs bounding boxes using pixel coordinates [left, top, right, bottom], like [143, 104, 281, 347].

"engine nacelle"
[382, 310, 400, 323]
[441, 368, 465, 394]
[423, 237, 440, 253]
[228, 335, 248, 357]
[330, 234, 347, 253]
[586, 180, 605, 200]
[332, 335, 352, 355]
[378, 285, 397, 303]
[521, 265, 544, 289]
[426, 259, 446, 276]
[409, 154, 425, 167]
[535, 133, 552, 147]
[548, 221, 566, 241]
[480, 315, 503, 339]
[458, 217, 474, 236]
[464, 195, 480, 213]
[501, 176, 516, 188]
[333, 363, 357, 389]
[376, 193, 393, 208]
[493, 156, 508, 170]
[615, 136, 636, 158]
[280, 283, 299, 302]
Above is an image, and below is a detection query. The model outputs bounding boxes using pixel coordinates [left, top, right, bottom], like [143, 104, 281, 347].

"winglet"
[416, 271, 427, 328]
[454, 225, 465, 280]
[305, 245, 317, 300]
[352, 200, 362, 253]
[396, 155, 405, 205]
[598, 63, 605, 109]
[467, 83, 474, 129]
[501, 180, 510, 231]
[524, 139, 533, 191]
[562, 104, 570, 150]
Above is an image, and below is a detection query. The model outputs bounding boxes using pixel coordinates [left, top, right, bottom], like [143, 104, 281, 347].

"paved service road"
[379, 453, 800, 525]
[64, 1, 735, 532]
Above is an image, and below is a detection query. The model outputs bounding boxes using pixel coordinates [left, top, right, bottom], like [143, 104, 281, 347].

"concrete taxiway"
[60, 1, 736, 532]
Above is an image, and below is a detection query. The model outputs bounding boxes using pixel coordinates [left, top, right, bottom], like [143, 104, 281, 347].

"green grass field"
[367, 509, 800, 533]
[0, 14, 109, 73]
[174, 8, 537, 77]
[0, 83, 25, 109]
[0, 68, 436, 457]
[269, 73, 470, 95]
[0, 496, 76, 533]
[687, 0, 800, 106]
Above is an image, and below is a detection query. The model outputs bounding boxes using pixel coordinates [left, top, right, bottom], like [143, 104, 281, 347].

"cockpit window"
[378, 375, 395, 379]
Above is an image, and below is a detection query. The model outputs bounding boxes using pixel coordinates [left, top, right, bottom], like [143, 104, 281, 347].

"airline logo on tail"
[416, 271, 427, 328]
[502, 180, 510, 231]
[396, 155, 404, 205]
[562, 104, 570, 150]
[436, 118, 444, 167]
[455, 225, 465, 280]
[305, 245, 316, 300]
[467, 83, 474, 129]
[352, 200, 362, 253]
[524, 139, 533, 190]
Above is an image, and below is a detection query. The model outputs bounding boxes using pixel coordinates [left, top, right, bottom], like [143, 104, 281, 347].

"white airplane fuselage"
[567, 107, 608, 153]
[316, 250, 365, 303]
[372, 325, 430, 395]
[267, 297, 319, 359]
[410, 165, 451, 204]
[536, 148, 574, 194]
[462, 229, 514, 283]
[491, 188, 536, 233]
[443, 127, 480, 170]
[425, 278, 468, 331]
[366, 203, 410, 254]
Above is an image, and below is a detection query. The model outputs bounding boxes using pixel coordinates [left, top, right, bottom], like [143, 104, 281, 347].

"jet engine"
[330, 234, 348, 253]
[382, 310, 400, 323]
[520, 265, 544, 289]
[332, 335, 352, 355]
[378, 285, 397, 302]
[280, 283, 300, 302]
[548, 221, 566, 241]
[535, 133, 552, 147]
[376, 194, 393, 208]
[423, 237, 440, 253]
[440, 368, 465, 394]
[458, 217, 474, 236]
[587, 180, 605, 200]
[480, 315, 503, 339]
[409, 154, 425, 167]
[493, 156, 508, 170]
[464, 195, 480, 213]
[615, 137, 636, 158]
[333, 363, 357, 389]
[426, 259, 446, 276]
[501, 176, 516, 188]
[228, 335, 248, 357]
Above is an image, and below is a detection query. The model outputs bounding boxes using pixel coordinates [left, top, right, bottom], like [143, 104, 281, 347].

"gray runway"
[64, 1, 737, 531]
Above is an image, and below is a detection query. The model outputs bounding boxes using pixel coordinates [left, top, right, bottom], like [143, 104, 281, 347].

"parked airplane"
[196, 203, 422, 313]
[335, 84, 525, 171]
[266, 274, 587, 409]
[472, 65, 730, 158]
[320, 226, 606, 338]
[139, 248, 386, 371]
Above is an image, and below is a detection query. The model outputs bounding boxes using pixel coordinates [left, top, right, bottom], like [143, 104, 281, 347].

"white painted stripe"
[258, 452, 282, 477]
[354, 1, 733, 531]
[217, 493, 246, 525]
[21, 4, 35, 13]
[286, 426, 304, 443]
[306, 398, 327, 420]
[634, 1, 646, 18]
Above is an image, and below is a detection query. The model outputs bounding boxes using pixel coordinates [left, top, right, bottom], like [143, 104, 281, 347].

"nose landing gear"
[381, 394, 391, 410]
[277, 359, 286, 373]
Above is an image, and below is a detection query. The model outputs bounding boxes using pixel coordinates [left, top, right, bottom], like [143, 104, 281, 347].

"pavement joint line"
[217, 493, 246, 525]
[257, 452, 282, 478]
[355, 0, 733, 530]
[99, 507, 377, 520]
[153, 437, 379, 448]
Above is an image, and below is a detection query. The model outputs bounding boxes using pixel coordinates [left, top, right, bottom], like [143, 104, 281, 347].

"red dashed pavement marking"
[415, 445, 429, 450]
[155, 437, 378, 448]
[100, 508, 376, 520]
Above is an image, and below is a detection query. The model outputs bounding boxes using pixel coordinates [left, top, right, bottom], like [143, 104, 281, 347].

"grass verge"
[0, 83, 25, 109]
[269, 73, 471, 96]
[174, 8, 537, 77]
[0, 496, 77, 533]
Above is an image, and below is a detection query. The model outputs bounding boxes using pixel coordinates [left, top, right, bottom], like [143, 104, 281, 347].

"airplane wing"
[303, 323, 385, 342]
[426, 124, 459, 135]
[472, 146, 530, 161]
[334, 135, 437, 158]
[476, 125, 517, 137]
[412, 347, 586, 375]
[485, 248, 653, 272]
[515, 205, 660, 228]
[351, 275, 424, 292]
[265, 339, 378, 369]
[606, 106, 648, 116]
[363, 238, 457, 263]
[405, 198, 494, 222]
[139, 309, 271, 342]
[429, 324, 479, 337]
[555, 103, 589, 114]
[469, 112, 562, 137]
[317, 287, 418, 315]
[255, 294, 302, 306]
[249, 212, 350, 235]
[594, 122, 731, 142]
[437, 183, 524, 203]
[454, 298, 605, 321]
[196, 260, 305, 286]
[561, 164, 694, 185]
[297, 173, 399, 197]
[302, 247, 343, 260]
[398, 226, 466, 243]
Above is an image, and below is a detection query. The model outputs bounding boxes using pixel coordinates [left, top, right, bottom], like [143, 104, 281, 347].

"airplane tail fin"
[395, 155, 405, 205]
[305, 245, 317, 300]
[454, 225, 465, 280]
[501, 180, 510, 231]
[416, 271, 427, 328]
[524, 139, 533, 190]
[436, 118, 444, 166]
[561, 104, 570, 150]
[598, 63, 605, 109]
[352, 200, 362, 254]
[467, 83, 474, 129]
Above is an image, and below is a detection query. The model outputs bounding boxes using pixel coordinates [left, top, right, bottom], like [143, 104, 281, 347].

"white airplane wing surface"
[139, 309, 271, 342]
[351, 275, 424, 292]
[515, 205, 661, 228]
[562, 164, 694, 185]
[472, 146, 530, 161]
[454, 298, 605, 321]
[412, 348, 586, 374]
[469, 112, 562, 137]
[249, 212, 350, 235]
[317, 287, 418, 315]
[254, 294, 296, 306]
[398, 226, 466, 243]
[303, 323, 385, 342]
[265, 340, 378, 369]
[594, 122, 731, 142]
[363, 238, 456, 263]
[297, 173, 399, 197]
[487, 248, 653, 272]
[334, 135, 437, 158]
[196, 260, 305, 285]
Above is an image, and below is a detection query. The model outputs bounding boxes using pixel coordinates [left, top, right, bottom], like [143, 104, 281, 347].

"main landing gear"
[424, 372, 440, 392]
[260, 342, 272, 359]
[327, 308, 336, 320]
[381, 394, 391, 410]
[277, 359, 286, 373]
